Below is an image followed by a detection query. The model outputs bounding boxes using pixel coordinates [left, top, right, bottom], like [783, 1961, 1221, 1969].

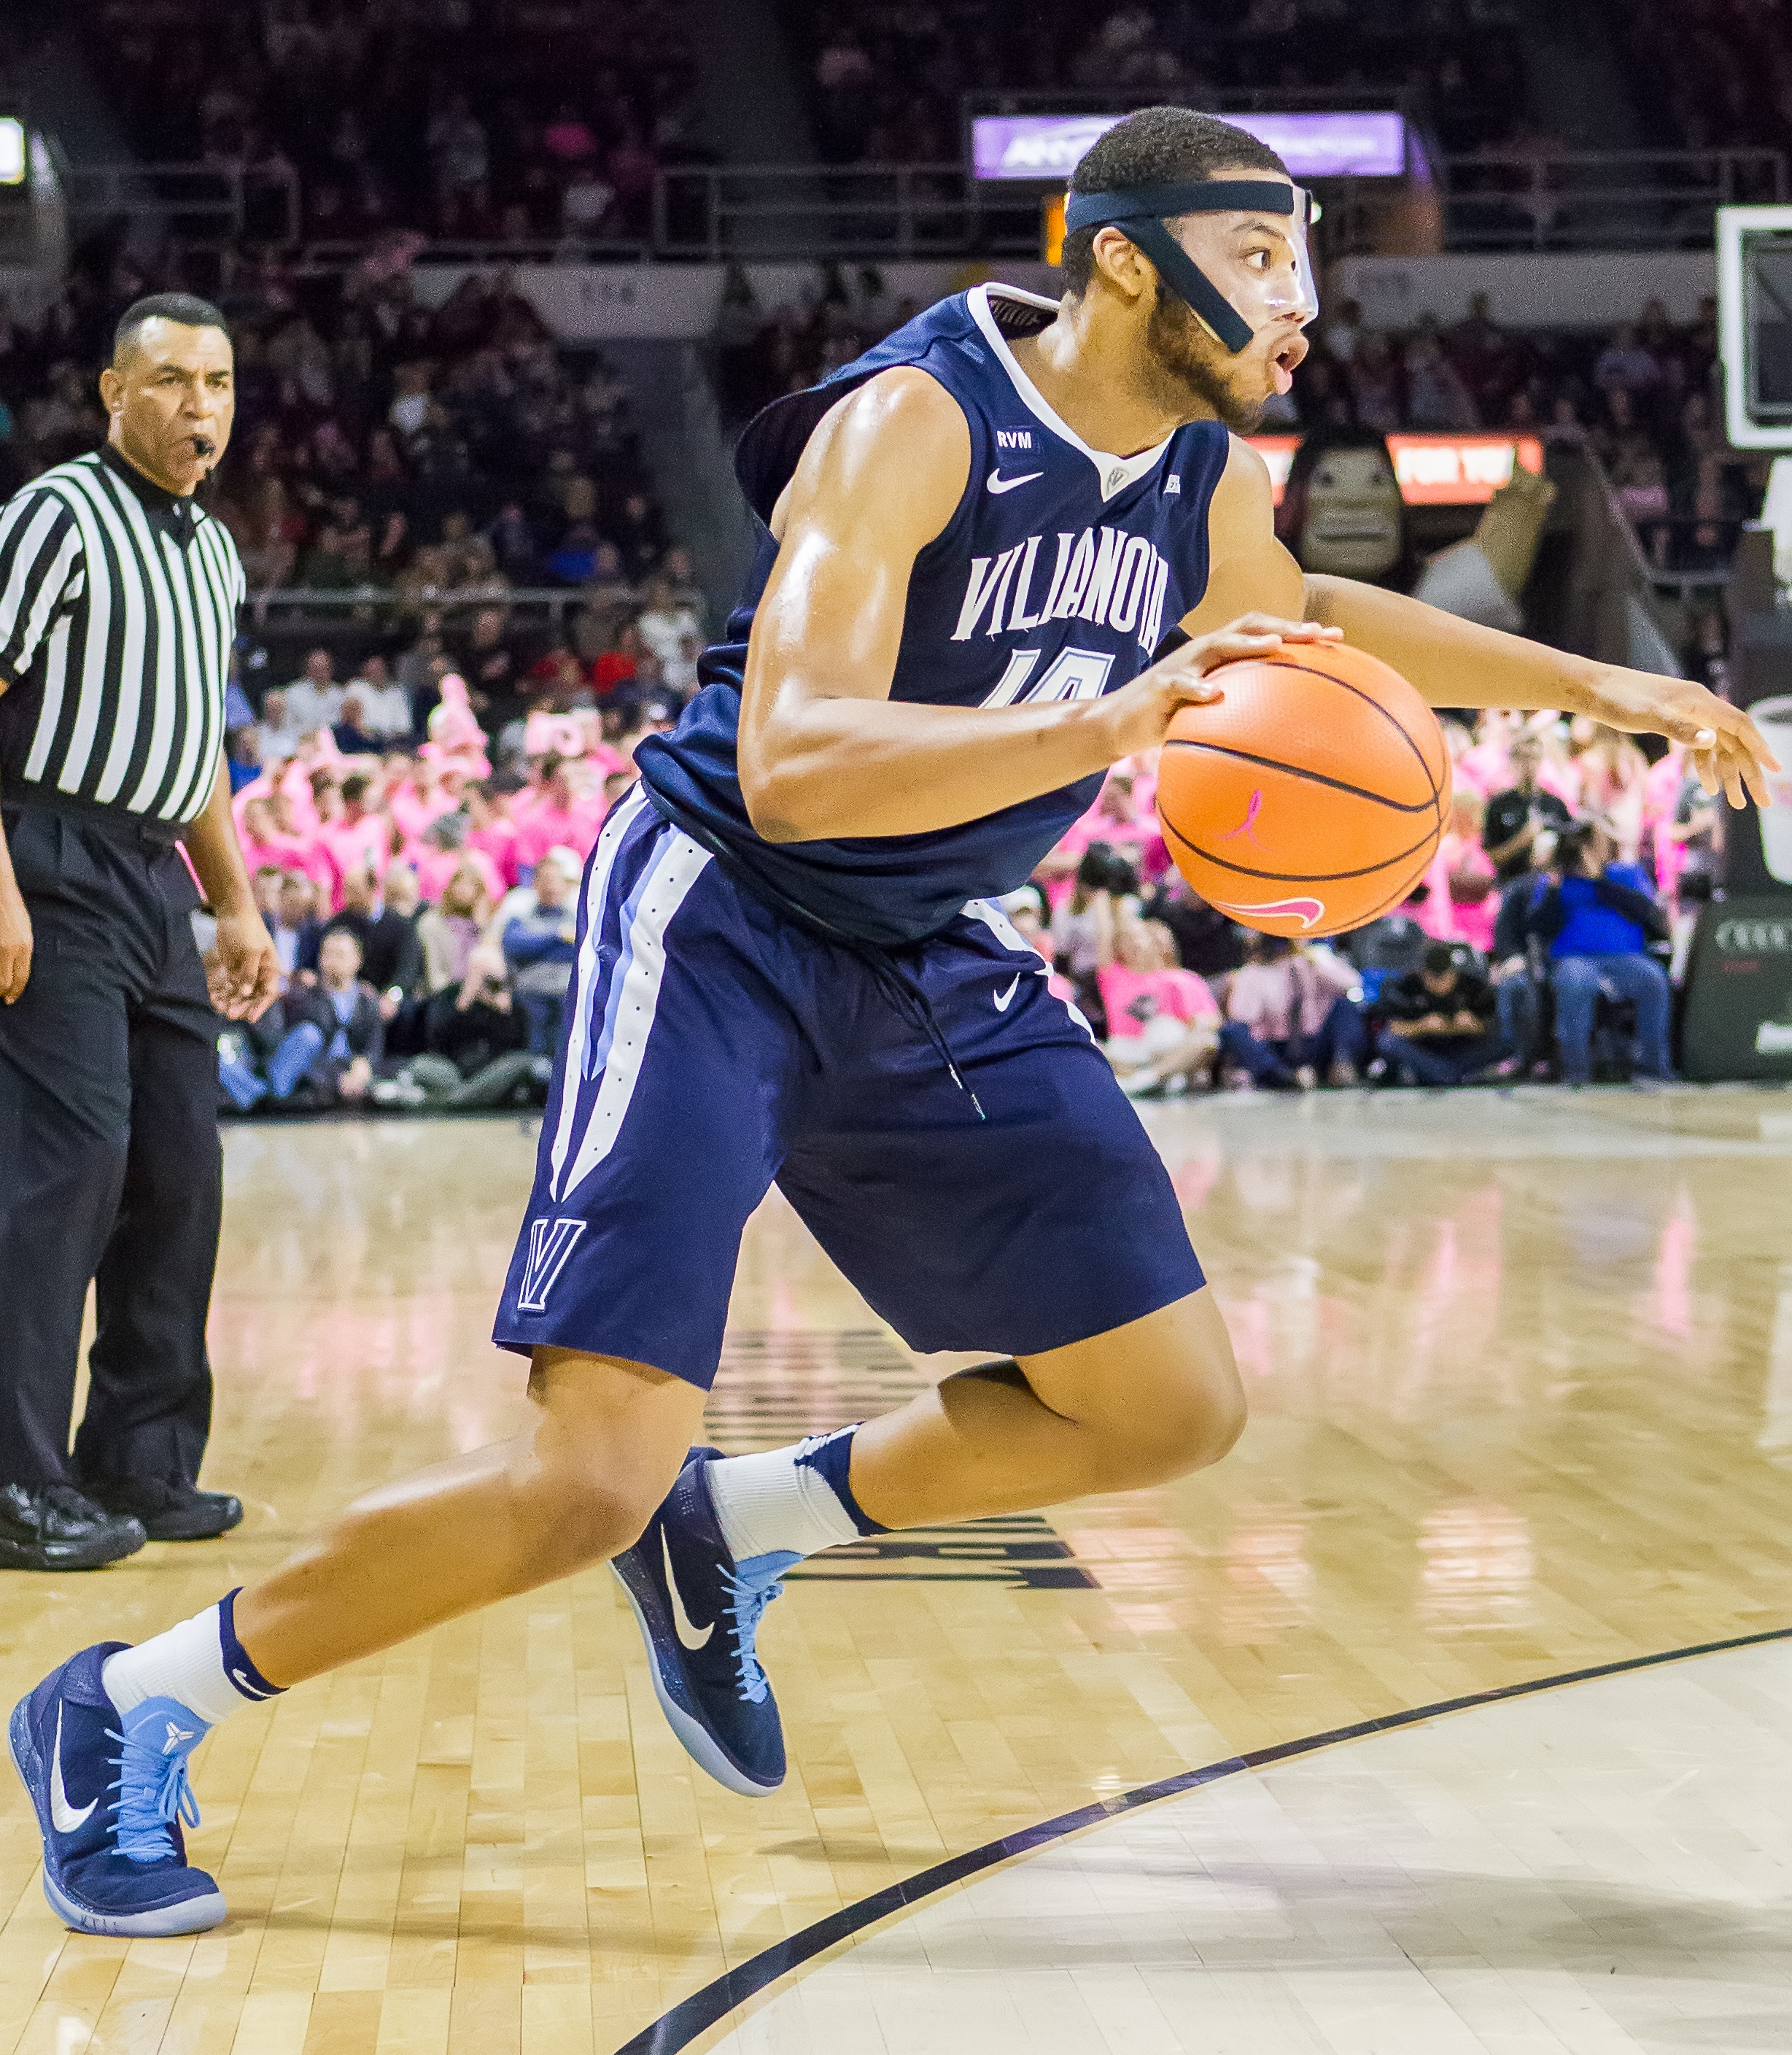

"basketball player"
[15, 107, 1773, 1935]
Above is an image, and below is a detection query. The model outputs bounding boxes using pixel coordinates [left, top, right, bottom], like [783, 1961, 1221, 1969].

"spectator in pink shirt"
[516, 754, 604, 867]
[316, 771, 391, 903]
[388, 755, 453, 843]
[1096, 902, 1220, 1099]
[238, 796, 303, 878]
[1061, 770, 1166, 883]
[465, 778, 524, 889]
[1219, 934, 1366, 1090]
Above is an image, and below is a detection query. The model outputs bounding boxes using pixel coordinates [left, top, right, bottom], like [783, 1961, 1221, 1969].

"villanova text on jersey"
[636, 284, 1231, 945]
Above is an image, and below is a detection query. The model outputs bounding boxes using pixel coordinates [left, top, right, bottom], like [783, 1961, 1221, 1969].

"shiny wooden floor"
[3, 1086, 1791, 2054]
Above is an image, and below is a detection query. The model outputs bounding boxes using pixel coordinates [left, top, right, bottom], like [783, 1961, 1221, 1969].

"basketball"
[1155, 643, 1451, 938]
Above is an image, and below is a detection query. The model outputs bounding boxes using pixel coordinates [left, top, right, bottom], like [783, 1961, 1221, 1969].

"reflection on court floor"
[4, 1089, 1791, 2054]
[713, 1638, 1792, 2055]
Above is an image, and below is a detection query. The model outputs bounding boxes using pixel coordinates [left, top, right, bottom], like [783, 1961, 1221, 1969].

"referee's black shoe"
[0, 1485, 147, 1571]
[80, 1475, 244, 1543]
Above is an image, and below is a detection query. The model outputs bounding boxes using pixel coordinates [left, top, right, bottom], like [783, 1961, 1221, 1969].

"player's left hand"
[207, 908, 282, 1022]
[1575, 667, 1777, 808]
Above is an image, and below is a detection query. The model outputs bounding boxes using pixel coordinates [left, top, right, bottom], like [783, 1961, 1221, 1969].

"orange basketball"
[1155, 644, 1450, 939]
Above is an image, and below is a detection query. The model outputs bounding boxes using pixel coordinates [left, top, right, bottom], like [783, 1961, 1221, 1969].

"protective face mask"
[1062, 179, 1320, 354]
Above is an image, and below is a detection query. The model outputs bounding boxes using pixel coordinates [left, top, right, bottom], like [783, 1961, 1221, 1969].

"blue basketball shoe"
[611, 1450, 791, 1796]
[10, 1644, 226, 1936]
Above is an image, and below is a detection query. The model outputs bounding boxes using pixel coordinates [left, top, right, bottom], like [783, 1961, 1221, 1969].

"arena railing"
[63, 160, 300, 249]
[244, 587, 590, 634]
[67, 147, 1785, 266]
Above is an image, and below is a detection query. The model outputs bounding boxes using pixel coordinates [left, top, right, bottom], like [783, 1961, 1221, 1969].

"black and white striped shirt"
[0, 444, 244, 827]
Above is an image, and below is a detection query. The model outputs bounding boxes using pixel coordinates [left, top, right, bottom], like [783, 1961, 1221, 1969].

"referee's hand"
[0, 873, 30, 1005]
[206, 908, 282, 1023]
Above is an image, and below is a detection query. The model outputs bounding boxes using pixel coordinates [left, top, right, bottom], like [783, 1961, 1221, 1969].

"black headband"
[1063, 179, 1301, 355]
[1062, 179, 1297, 233]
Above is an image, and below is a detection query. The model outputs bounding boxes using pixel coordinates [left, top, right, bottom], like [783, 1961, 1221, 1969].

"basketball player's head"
[102, 293, 234, 495]
[1062, 107, 1308, 433]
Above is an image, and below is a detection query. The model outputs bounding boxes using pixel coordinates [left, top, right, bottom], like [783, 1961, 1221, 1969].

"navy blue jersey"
[636, 284, 1230, 945]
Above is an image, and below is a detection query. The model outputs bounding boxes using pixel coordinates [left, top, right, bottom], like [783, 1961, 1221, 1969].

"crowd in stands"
[1615, 0, 1792, 154]
[718, 268, 1764, 594]
[0, 244, 705, 717]
[1012, 703, 1710, 1099]
[793, 0, 1526, 167]
[217, 655, 679, 1114]
[221, 658, 1712, 1117]
[1291, 291, 1764, 580]
[87, 0, 702, 244]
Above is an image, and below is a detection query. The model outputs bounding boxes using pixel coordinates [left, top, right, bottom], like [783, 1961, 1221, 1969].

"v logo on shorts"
[517, 1217, 588, 1312]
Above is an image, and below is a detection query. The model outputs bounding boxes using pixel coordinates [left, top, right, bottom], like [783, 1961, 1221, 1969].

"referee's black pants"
[0, 802, 220, 1491]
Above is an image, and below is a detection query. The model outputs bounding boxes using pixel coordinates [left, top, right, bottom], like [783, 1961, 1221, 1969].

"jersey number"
[980, 646, 1116, 709]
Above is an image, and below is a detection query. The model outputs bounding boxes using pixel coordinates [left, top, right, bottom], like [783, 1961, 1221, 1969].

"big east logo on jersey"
[952, 526, 1172, 656]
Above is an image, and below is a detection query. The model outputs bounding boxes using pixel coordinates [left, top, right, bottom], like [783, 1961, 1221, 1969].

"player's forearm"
[740, 688, 1120, 843]
[1303, 574, 1599, 713]
[185, 754, 258, 916]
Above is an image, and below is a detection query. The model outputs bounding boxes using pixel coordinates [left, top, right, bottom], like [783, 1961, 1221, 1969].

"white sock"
[707, 1436, 866, 1563]
[102, 1603, 273, 1728]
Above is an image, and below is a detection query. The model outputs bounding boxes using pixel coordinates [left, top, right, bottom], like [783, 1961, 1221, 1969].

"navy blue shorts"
[492, 793, 1205, 1388]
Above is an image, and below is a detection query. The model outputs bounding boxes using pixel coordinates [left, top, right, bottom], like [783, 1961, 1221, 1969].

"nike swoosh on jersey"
[663, 1529, 715, 1650]
[50, 1706, 96, 1833]
[993, 974, 1021, 1011]
[986, 469, 1044, 495]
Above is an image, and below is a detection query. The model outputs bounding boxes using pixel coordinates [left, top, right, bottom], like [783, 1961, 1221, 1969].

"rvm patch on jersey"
[636, 284, 1230, 945]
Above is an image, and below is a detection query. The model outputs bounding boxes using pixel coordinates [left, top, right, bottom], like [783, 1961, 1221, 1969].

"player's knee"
[536, 1464, 661, 1567]
[1108, 1346, 1246, 1486]
[1157, 1366, 1247, 1477]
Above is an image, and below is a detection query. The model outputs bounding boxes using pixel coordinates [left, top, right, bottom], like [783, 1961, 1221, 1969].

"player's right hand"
[1101, 613, 1343, 761]
[0, 876, 31, 1004]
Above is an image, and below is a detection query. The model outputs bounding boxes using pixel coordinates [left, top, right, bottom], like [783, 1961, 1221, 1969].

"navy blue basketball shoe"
[10, 1644, 226, 1936]
[611, 1450, 791, 1797]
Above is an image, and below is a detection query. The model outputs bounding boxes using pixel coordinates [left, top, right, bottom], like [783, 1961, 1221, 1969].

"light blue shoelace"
[722, 1566, 787, 1704]
[108, 1727, 202, 1865]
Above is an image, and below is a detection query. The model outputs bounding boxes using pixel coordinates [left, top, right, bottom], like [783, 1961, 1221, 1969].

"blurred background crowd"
[0, 0, 1777, 1113]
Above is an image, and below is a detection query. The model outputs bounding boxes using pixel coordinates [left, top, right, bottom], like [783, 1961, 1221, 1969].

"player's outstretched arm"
[1186, 436, 1776, 810]
[737, 369, 1337, 843]
[1304, 574, 1774, 809]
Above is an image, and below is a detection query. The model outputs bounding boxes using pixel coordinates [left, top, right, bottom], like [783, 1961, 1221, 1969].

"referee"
[0, 294, 278, 1571]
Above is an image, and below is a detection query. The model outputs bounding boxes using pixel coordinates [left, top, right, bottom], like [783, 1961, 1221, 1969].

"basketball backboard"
[1718, 205, 1792, 451]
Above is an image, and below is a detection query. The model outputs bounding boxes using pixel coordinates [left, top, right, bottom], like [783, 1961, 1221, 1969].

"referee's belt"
[1, 783, 187, 848]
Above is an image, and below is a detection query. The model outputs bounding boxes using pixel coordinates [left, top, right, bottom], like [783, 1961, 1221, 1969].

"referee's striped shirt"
[0, 444, 244, 827]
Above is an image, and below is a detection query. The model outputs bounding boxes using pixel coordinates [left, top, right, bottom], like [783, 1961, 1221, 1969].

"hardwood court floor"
[1, 1087, 1790, 2054]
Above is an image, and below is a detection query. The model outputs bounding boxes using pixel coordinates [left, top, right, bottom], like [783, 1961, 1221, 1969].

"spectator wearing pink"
[1440, 718, 1481, 794]
[1411, 792, 1499, 952]
[465, 781, 524, 890]
[1096, 905, 1221, 1098]
[1535, 722, 1583, 809]
[1573, 722, 1651, 864]
[1219, 935, 1367, 1090]
[423, 672, 492, 781]
[1645, 743, 1688, 897]
[516, 755, 605, 867]
[238, 796, 307, 879]
[1457, 708, 1517, 799]
[389, 755, 454, 843]
[406, 813, 505, 907]
[316, 770, 391, 907]
[1073, 772, 1164, 876]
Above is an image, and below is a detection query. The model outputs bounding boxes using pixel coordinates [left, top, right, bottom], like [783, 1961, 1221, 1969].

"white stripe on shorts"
[962, 897, 1095, 1041]
[553, 828, 713, 1204]
[548, 786, 650, 1201]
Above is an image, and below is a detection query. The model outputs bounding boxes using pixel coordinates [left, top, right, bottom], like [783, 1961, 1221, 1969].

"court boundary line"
[613, 1619, 1792, 2054]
